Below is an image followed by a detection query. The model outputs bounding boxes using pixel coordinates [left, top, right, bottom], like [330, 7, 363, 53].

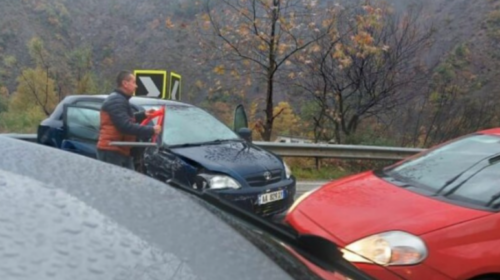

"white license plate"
[258, 190, 285, 205]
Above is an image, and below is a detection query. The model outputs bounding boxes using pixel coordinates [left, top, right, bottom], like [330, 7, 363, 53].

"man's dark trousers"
[96, 149, 134, 170]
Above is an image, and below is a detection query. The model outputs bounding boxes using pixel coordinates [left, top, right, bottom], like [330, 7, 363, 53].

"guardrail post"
[315, 157, 321, 170]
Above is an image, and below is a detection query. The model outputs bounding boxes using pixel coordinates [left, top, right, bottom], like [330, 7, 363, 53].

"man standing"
[96, 70, 161, 169]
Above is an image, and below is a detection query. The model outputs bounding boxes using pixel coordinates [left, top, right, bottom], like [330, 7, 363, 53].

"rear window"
[385, 134, 500, 209]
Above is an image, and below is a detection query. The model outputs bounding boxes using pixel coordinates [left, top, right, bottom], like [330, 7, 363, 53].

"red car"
[286, 128, 500, 280]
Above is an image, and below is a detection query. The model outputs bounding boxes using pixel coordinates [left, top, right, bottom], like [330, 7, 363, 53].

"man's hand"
[145, 109, 157, 118]
[153, 125, 162, 135]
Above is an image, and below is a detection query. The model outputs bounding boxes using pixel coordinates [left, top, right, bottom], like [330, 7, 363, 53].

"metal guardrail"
[1, 133, 426, 160]
[253, 141, 425, 160]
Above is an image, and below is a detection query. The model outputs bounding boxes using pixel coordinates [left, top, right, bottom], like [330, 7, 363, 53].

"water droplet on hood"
[82, 220, 99, 229]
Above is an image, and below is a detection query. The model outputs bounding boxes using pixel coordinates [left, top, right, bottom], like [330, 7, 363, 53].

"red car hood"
[288, 171, 491, 245]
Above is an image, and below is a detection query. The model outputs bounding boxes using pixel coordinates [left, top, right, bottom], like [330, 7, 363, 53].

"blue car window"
[66, 107, 100, 141]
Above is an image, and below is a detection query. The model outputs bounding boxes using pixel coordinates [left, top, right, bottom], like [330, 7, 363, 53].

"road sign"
[134, 70, 167, 99]
[169, 72, 182, 101]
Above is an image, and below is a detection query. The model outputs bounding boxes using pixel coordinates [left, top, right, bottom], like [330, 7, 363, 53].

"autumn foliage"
[2, 0, 500, 154]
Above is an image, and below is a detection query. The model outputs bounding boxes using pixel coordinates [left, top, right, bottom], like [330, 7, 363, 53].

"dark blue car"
[37, 95, 296, 218]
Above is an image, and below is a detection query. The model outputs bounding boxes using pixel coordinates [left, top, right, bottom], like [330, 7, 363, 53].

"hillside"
[1, 0, 494, 96]
[0, 0, 200, 98]
[1, 0, 500, 145]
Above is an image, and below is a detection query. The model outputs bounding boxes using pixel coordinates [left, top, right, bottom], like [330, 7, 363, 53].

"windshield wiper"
[443, 155, 500, 197]
[375, 169, 415, 189]
[433, 172, 469, 196]
[166, 179, 406, 280]
[485, 192, 500, 208]
[171, 142, 207, 148]
[480, 158, 500, 208]
[434, 153, 500, 196]
[172, 139, 242, 148]
[201, 139, 243, 145]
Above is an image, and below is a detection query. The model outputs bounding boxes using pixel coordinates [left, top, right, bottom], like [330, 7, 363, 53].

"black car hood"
[0, 136, 301, 280]
[171, 141, 284, 177]
[0, 169, 201, 279]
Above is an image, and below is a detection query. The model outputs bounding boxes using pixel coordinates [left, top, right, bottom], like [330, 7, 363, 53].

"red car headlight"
[342, 231, 428, 266]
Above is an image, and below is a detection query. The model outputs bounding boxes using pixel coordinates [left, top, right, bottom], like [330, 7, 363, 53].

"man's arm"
[134, 111, 147, 124]
[104, 101, 154, 138]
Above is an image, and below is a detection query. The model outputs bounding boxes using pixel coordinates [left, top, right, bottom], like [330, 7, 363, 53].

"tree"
[197, 0, 337, 141]
[0, 65, 56, 133]
[299, 100, 334, 142]
[296, 2, 434, 143]
[11, 66, 58, 116]
[67, 47, 98, 94]
[410, 43, 495, 147]
[207, 101, 234, 126]
[271, 101, 302, 140]
[199, 90, 247, 126]
[0, 86, 8, 114]
[8, 38, 59, 116]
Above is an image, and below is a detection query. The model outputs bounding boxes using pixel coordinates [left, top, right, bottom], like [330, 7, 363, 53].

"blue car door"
[62, 104, 101, 158]
[233, 104, 248, 132]
[233, 104, 252, 141]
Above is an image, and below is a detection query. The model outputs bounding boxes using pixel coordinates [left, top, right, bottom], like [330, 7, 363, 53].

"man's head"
[116, 71, 137, 96]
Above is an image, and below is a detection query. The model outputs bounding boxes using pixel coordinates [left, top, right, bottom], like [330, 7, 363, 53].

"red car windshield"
[385, 134, 500, 209]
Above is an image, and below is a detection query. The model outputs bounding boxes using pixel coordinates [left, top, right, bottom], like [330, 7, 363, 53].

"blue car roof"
[62, 94, 192, 107]
[46, 94, 193, 121]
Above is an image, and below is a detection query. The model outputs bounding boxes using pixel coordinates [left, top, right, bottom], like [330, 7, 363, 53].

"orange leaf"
[213, 65, 225, 75]
[165, 17, 175, 29]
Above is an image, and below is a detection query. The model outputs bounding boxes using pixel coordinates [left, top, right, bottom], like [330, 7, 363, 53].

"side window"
[58, 100, 102, 120]
[66, 107, 100, 141]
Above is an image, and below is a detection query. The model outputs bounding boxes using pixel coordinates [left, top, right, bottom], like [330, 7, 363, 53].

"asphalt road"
[295, 181, 328, 198]
[269, 181, 328, 222]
